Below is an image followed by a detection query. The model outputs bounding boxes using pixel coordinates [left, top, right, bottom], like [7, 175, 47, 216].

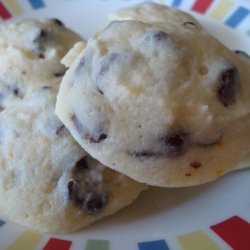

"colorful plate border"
[1, 216, 250, 249]
[0, 0, 249, 37]
[0, 0, 249, 249]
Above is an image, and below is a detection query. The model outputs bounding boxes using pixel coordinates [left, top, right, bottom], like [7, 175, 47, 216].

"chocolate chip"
[55, 124, 65, 135]
[75, 56, 86, 75]
[160, 132, 188, 157]
[183, 21, 197, 31]
[40, 29, 47, 38]
[71, 114, 107, 143]
[217, 66, 240, 106]
[54, 71, 65, 77]
[99, 53, 118, 75]
[84, 192, 108, 215]
[234, 50, 250, 59]
[40, 86, 51, 90]
[67, 179, 74, 191]
[33, 29, 48, 44]
[145, 30, 170, 42]
[0, 106, 5, 112]
[33, 29, 50, 58]
[130, 132, 189, 159]
[38, 53, 45, 59]
[13, 88, 19, 96]
[131, 150, 160, 158]
[12, 87, 23, 98]
[95, 53, 120, 94]
[52, 18, 64, 26]
[89, 133, 107, 143]
[190, 162, 202, 169]
[98, 89, 104, 95]
[67, 177, 108, 214]
[67, 180, 83, 206]
[68, 180, 108, 214]
[185, 173, 192, 176]
[72, 157, 89, 174]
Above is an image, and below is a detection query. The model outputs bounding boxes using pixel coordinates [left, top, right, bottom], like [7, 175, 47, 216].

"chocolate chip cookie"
[56, 12, 250, 187]
[0, 19, 80, 110]
[0, 86, 146, 233]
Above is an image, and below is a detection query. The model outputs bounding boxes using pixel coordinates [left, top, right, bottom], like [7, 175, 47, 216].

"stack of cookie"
[0, 2, 250, 233]
[0, 18, 146, 233]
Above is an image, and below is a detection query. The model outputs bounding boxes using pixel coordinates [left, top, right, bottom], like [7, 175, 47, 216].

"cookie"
[107, 2, 199, 25]
[0, 19, 81, 110]
[0, 86, 146, 233]
[56, 14, 250, 187]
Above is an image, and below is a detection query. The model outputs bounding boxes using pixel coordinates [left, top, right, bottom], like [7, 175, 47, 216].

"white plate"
[0, 0, 250, 249]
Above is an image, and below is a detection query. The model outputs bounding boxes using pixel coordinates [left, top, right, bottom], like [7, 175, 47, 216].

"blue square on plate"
[138, 239, 169, 250]
[27, 0, 45, 9]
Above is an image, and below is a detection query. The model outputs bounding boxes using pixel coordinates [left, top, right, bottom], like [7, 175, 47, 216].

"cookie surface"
[0, 86, 146, 233]
[56, 13, 250, 187]
[0, 19, 81, 109]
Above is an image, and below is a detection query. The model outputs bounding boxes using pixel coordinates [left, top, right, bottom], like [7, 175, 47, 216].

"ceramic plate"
[0, 0, 249, 249]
